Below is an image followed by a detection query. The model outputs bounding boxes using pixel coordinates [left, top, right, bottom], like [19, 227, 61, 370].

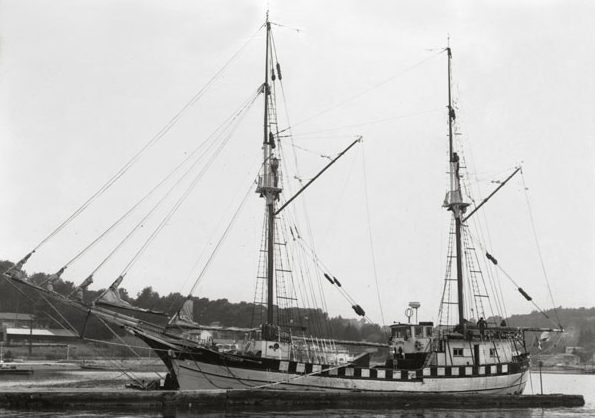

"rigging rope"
[361, 142, 385, 325]
[294, 238, 373, 323]
[280, 49, 445, 131]
[487, 255, 558, 327]
[472, 237, 562, 329]
[176, 165, 261, 301]
[187, 176, 256, 296]
[252, 213, 269, 327]
[285, 215, 330, 337]
[273, 32, 319, 323]
[1, 275, 79, 335]
[456, 132, 509, 321]
[13, 24, 263, 267]
[91, 317, 166, 385]
[55, 131, 215, 275]
[271, 30, 335, 338]
[87, 133, 218, 278]
[449, 121, 512, 323]
[290, 143, 336, 159]
[438, 218, 456, 326]
[289, 108, 443, 139]
[279, 216, 312, 333]
[119, 90, 262, 279]
[520, 170, 562, 328]
[75, 88, 260, 288]
[3, 275, 157, 385]
[318, 139, 359, 243]
[4, 272, 165, 384]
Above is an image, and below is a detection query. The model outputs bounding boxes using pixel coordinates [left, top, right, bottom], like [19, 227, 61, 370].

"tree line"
[2, 259, 594, 359]
[0, 260, 387, 343]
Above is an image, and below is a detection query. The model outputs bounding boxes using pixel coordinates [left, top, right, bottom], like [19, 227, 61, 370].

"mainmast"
[443, 46, 469, 328]
[256, 13, 282, 328]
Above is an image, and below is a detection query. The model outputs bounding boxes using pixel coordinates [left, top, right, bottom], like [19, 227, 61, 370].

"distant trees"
[509, 307, 595, 361]
[0, 259, 388, 343]
[3, 258, 594, 355]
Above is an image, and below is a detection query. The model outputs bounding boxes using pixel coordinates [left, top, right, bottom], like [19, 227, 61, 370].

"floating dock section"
[0, 389, 585, 412]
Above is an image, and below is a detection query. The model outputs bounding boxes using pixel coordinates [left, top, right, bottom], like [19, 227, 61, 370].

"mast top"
[442, 43, 469, 330]
[447, 44, 455, 163]
[265, 10, 271, 31]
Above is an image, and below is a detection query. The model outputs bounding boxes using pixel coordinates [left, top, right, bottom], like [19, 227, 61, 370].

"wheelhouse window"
[453, 348, 464, 357]
[414, 326, 423, 338]
[489, 348, 497, 357]
[391, 326, 411, 339]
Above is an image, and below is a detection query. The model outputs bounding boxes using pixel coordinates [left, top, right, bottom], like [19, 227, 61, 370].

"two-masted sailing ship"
[3, 16, 560, 393]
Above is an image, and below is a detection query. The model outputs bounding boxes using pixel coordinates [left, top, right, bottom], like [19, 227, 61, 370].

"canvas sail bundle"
[95, 276, 166, 316]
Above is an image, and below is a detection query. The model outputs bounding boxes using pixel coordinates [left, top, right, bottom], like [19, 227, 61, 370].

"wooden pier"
[0, 389, 585, 412]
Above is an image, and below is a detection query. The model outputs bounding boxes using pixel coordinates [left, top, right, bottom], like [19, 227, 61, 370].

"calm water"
[0, 371, 592, 417]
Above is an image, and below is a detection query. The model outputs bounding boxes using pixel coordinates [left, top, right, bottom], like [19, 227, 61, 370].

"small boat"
[0, 363, 33, 375]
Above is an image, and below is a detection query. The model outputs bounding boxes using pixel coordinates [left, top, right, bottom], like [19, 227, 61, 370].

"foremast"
[443, 47, 469, 329]
[256, 14, 282, 331]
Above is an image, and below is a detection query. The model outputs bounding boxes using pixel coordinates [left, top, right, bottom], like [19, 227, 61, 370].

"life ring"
[414, 341, 423, 351]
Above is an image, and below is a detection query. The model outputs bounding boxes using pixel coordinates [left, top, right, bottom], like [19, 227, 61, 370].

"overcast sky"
[1, 0, 594, 325]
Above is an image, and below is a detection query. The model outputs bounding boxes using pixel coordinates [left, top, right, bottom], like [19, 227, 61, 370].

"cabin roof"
[390, 321, 434, 328]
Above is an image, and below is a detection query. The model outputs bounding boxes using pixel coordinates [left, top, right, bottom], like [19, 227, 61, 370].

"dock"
[0, 389, 585, 412]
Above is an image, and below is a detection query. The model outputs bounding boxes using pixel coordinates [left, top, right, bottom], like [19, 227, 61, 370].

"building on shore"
[0, 312, 78, 346]
[3, 328, 78, 345]
[0, 312, 34, 329]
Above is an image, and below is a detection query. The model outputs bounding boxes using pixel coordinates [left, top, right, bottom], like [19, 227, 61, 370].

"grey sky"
[1, 0, 594, 324]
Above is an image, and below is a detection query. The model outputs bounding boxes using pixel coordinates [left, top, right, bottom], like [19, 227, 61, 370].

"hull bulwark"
[171, 351, 529, 393]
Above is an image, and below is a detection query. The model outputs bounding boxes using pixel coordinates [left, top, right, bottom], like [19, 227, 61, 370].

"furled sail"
[168, 297, 255, 333]
[95, 276, 166, 316]
[168, 297, 197, 328]
[443, 152, 465, 208]
[3, 252, 34, 281]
